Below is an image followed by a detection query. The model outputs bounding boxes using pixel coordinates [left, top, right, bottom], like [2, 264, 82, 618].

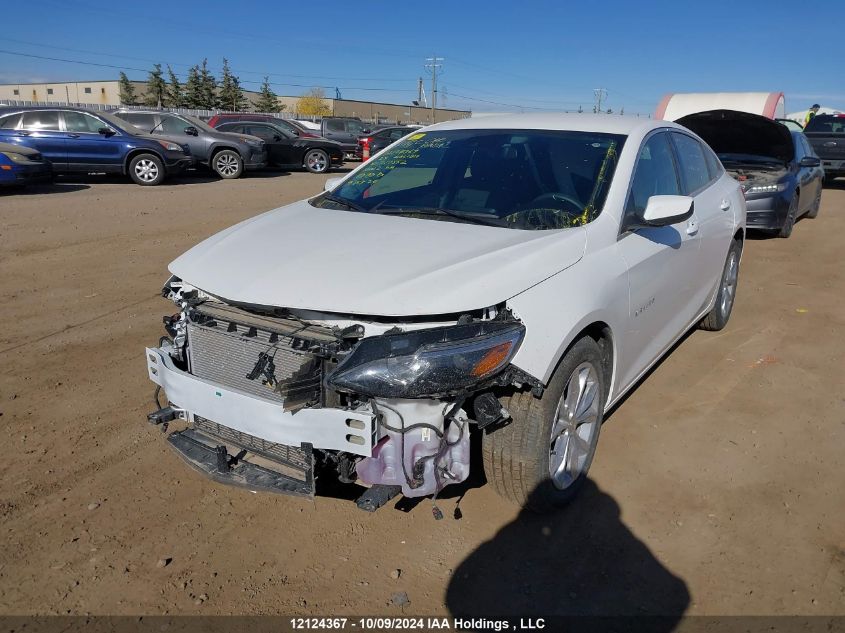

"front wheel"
[212, 150, 244, 179]
[128, 154, 165, 186]
[806, 188, 822, 219]
[482, 336, 607, 513]
[304, 149, 330, 173]
[699, 238, 742, 331]
[777, 196, 798, 238]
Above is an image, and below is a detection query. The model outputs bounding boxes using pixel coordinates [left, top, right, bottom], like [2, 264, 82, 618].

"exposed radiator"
[186, 303, 325, 410]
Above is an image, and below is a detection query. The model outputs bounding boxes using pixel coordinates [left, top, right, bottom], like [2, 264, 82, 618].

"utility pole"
[425, 56, 444, 123]
[593, 88, 607, 114]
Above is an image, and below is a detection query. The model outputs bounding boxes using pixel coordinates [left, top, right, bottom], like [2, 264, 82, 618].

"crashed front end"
[145, 277, 538, 511]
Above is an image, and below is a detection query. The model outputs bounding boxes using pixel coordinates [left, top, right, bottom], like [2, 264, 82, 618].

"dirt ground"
[0, 169, 843, 618]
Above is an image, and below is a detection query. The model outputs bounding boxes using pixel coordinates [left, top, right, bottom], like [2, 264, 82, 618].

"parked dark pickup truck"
[803, 114, 845, 184]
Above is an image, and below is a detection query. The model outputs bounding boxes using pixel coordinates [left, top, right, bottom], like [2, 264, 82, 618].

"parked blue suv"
[0, 107, 192, 185]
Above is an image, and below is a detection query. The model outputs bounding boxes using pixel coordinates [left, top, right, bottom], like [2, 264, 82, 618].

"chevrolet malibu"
[144, 114, 746, 513]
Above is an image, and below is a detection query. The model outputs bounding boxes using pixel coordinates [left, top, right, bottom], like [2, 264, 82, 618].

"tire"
[806, 188, 822, 219]
[212, 150, 244, 179]
[482, 336, 608, 513]
[304, 149, 330, 174]
[699, 238, 742, 332]
[128, 153, 165, 186]
[777, 195, 798, 238]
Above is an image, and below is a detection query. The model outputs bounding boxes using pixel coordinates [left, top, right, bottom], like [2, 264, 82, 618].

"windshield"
[312, 129, 625, 230]
[97, 111, 135, 132]
[179, 114, 218, 134]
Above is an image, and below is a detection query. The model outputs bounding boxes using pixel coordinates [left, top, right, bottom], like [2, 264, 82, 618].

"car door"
[669, 131, 733, 312]
[322, 119, 346, 145]
[158, 114, 206, 160]
[62, 111, 123, 172]
[246, 124, 293, 165]
[14, 111, 68, 168]
[797, 135, 822, 211]
[617, 131, 703, 388]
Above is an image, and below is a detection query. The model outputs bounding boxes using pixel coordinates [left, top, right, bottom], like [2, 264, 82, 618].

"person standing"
[804, 104, 821, 127]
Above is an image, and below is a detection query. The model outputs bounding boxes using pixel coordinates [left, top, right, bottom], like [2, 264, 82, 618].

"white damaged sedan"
[145, 113, 745, 513]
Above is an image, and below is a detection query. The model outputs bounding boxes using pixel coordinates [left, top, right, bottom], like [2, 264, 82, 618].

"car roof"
[427, 112, 669, 136]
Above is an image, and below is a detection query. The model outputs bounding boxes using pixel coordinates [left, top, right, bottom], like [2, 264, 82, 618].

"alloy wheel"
[216, 153, 240, 177]
[720, 250, 738, 320]
[134, 159, 159, 182]
[306, 151, 328, 173]
[549, 361, 601, 490]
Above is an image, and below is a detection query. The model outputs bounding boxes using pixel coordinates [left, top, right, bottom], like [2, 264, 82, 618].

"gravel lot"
[1, 170, 843, 617]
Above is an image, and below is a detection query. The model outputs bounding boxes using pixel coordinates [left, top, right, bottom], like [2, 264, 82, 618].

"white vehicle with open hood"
[145, 113, 746, 513]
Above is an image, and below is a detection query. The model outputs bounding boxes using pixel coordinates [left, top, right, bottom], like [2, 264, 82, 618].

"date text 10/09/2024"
[290, 617, 547, 631]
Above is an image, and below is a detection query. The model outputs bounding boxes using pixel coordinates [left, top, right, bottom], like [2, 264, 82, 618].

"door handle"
[16, 131, 31, 136]
[686, 220, 699, 236]
[720, 199, 731, 211]
[66, 133, 80, 138]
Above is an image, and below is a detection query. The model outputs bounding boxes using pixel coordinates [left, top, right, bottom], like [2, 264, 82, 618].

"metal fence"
[0, 99, 297, 121]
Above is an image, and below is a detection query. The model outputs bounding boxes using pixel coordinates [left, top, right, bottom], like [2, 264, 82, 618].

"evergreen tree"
[118, 72, 137, 105]
[218, 58, 248, 111]
[255, 76, 281, 113]
[165, 65, 185, 108]
[144, 63, 166, 107]
[184, 65, 203, 108]
[198, 58, 218, 109]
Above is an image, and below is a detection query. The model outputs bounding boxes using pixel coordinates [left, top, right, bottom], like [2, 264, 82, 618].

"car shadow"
[0, 182, 90, 195]
[822, 178, 844, 190]
[445, 480, 690, 626]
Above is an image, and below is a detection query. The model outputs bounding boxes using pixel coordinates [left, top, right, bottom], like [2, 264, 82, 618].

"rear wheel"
[699, 238, 741, 331]
[128, 153, 165, 186]
[806, 188, 822, 218]
[482, 336, 607, 513]
[212, 150, 244, 179]
[304, 149, 329, 173]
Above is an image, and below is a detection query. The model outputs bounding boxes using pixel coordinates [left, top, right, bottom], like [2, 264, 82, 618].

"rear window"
[804, 116, 845, 134]
[22, 111, 60, 131]
[0, 113, 21, 129]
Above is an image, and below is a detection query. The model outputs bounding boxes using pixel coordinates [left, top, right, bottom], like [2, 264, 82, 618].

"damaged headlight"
[327, 321, 525, 398]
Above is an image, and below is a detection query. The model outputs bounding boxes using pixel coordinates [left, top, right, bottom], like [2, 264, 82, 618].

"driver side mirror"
[184, 126, 198, 136]
[98, 127, 115, 137]
[641, 195, 694, 227]
[799, 156, 820, 167]
[324, 177, 342, 192]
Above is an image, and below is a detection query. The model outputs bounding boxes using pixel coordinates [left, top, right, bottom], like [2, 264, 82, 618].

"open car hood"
[169, 201, 586, 316]
[677, 109, 793, 164]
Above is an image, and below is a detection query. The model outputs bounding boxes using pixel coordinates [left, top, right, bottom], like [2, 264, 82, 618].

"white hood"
[169, 201, 586, 316]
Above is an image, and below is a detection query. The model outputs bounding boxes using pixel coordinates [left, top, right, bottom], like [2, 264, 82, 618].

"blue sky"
[1, 0, 843, 115]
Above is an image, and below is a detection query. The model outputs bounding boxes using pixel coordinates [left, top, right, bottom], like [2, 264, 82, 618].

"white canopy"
[656, 92, 785, 121]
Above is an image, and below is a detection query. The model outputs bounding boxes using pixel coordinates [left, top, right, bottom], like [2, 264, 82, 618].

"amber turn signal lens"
[471, 341, 514, 377]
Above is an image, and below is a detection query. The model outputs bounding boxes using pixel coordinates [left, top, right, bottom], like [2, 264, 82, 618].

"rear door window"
[671, 132, 712, 194]
[326, 120, 344, 132]
[703, 145, 723, 179]
[22, 111, 60, 131]
[63, 111, 107, 134]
